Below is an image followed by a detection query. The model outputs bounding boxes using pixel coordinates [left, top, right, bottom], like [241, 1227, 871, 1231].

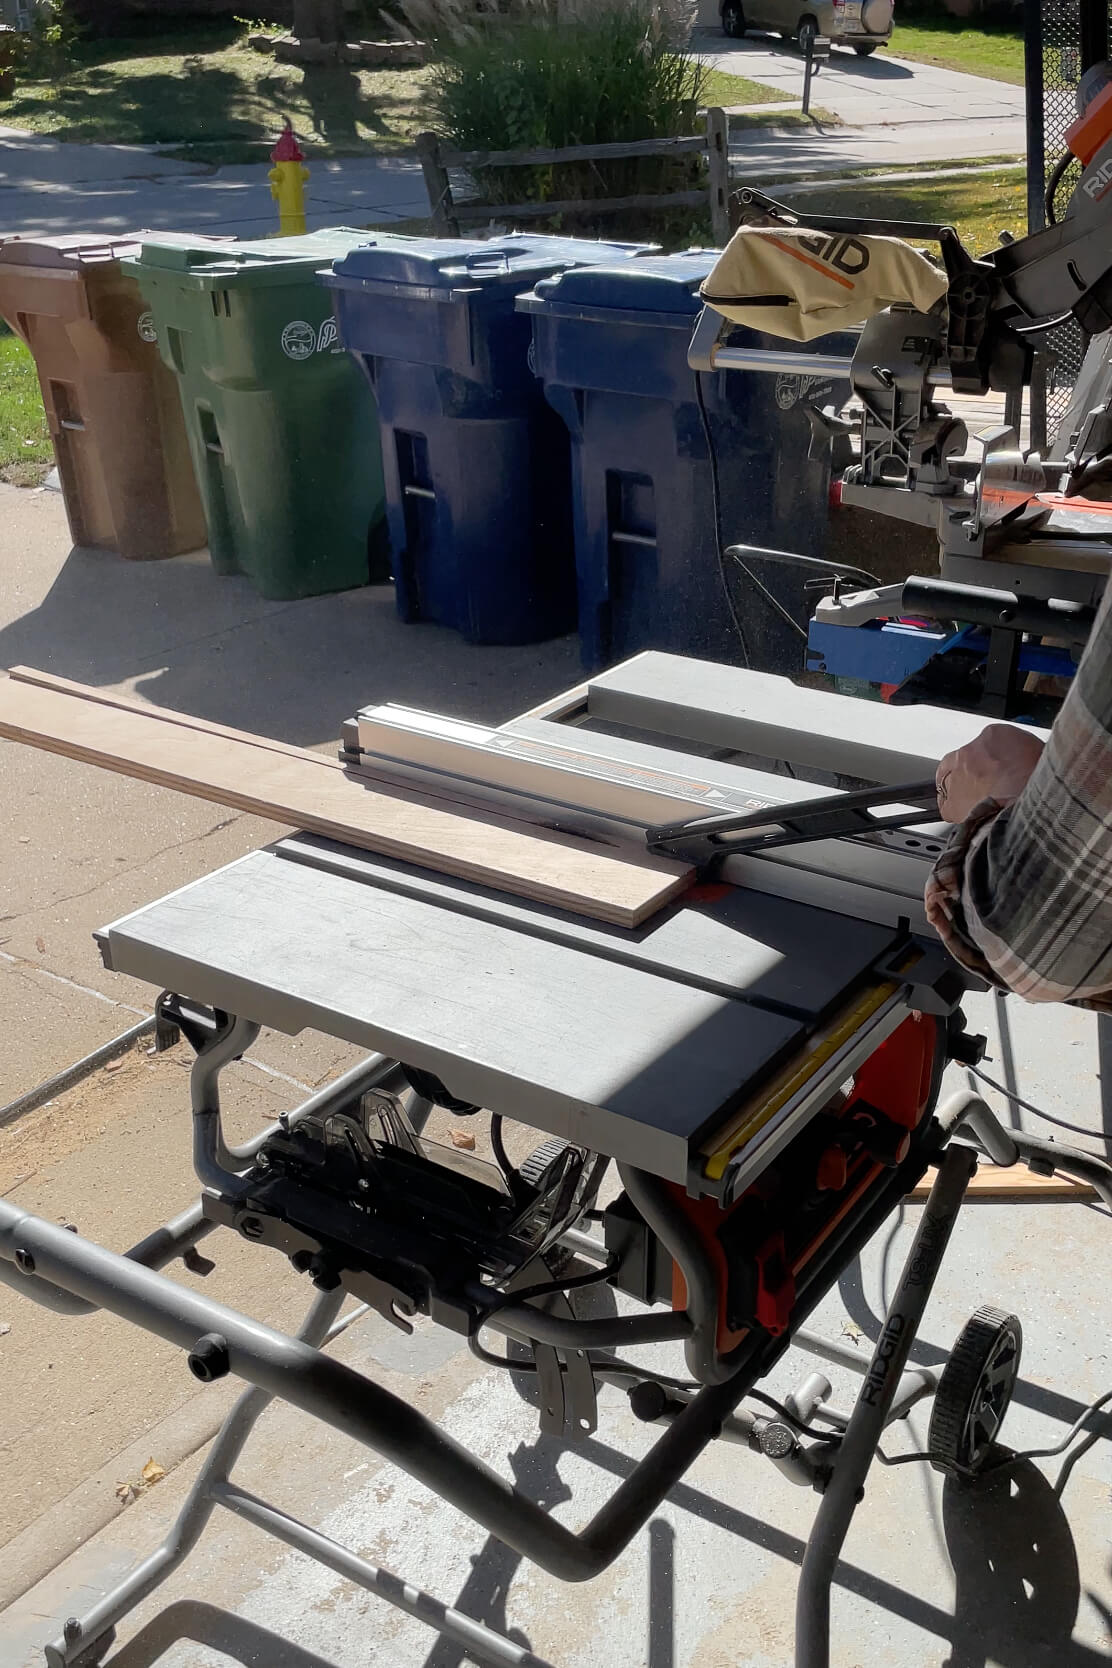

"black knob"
[629, 1380, 670, 1422]
[188, 1332, 231, 1383]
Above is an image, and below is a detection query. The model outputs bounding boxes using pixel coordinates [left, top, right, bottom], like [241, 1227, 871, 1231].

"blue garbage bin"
[322, 234, 654, 646]
[519, 252, 855, 673]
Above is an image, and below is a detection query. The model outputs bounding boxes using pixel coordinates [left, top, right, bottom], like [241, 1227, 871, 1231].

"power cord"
[694, 368, 753, 668]
[966, 1063, 1112, 1142]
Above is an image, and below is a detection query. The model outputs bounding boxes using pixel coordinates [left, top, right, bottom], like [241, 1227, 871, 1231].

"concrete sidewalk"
[697, 29, 1025, 130]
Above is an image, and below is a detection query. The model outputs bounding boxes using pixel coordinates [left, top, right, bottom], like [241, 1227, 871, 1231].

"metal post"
[794, 1141, 978, 1668]
[802, 38, 815, 117]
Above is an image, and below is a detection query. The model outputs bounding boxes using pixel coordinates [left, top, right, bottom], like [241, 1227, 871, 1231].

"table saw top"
[96, 832, 909, 1185]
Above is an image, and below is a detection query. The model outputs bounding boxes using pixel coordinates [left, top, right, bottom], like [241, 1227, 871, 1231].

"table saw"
[3, 655, 1111, 1668]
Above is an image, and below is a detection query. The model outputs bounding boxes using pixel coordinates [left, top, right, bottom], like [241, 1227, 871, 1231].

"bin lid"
[0, 233, 148, 270]
[326, 232, 654, 294]
[125, 229, 391, 288]
[521, 250, 719, 318]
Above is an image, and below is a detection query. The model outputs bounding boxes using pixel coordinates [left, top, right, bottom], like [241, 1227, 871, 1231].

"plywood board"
[0, 673, 691, 927]
[911, 1162, 1097, 1201]
[7, 666, 343, 771]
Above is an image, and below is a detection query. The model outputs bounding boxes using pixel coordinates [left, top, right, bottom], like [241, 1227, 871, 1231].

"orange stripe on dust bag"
[766, 235, 856, 291]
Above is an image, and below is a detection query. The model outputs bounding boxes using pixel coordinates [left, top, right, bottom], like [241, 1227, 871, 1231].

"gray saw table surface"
[97, 834, 903, 1182]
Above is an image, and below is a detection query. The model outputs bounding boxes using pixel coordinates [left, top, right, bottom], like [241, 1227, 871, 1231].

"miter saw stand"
[691, 177, 1112, 716]
[4, 663, 1112, 1668]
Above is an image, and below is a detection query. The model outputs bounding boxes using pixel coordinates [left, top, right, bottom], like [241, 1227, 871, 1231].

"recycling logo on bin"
[281, 318, 342, 360]
[774, 372, 834, 411]
[137, 311, 158, 344]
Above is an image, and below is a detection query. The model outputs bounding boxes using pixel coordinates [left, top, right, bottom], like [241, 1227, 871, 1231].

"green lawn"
[701, 66, 788, 108]
[2, 31, 436, 157]
[889, 19, 1024, 85]
[775, 167, 1028, 256]
[0, 333, 53, 488]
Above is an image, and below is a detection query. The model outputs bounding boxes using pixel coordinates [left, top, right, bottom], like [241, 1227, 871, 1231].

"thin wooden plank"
[7, 667, 342, 771]
[440, 133, 707, 170]
[911, 1163, 1096, 1200]
[0, 674, 691, 927]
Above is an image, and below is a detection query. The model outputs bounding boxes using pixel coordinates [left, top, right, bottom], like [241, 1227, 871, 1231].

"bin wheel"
[722, 0, 746, 38]
[854, 42, 878, 54]
[928, 1306, 1022, 1480]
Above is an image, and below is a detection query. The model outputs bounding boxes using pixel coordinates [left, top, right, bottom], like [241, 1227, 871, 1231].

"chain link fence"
[1028, 0, 1112, 449]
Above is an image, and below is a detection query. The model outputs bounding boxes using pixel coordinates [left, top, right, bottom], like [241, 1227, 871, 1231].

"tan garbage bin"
[0, 235, 207, 559]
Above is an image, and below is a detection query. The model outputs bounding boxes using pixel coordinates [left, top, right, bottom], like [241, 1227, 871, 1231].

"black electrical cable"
[745, 1388, 844, 1443]
[694, 368, 753, 667]
[728, 551, 810, 641]
[966, 1063, 1111, 1140]
[489, 1113, 528, 1203]
[1044, 149, 1075, 226]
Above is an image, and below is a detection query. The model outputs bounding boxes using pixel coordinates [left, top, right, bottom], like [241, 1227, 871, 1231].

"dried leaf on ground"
[840, 1321, 864, 1345]
[449, 1129, 476, 1150]
[115, 1481, 136, 1504]
[141, 1458, 166, 1486]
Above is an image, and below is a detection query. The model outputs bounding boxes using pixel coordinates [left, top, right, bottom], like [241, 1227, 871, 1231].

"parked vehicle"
[720, 0, 894, 56]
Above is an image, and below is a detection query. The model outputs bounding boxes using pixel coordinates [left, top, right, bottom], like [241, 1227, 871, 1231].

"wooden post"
[705, 106, 730, 249]
[416, 132, 459, 236]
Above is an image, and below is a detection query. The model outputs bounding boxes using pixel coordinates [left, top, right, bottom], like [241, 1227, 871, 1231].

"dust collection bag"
[700, 225, 950, 342]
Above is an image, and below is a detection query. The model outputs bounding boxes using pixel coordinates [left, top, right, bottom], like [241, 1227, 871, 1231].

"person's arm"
[925, 584, 1112, 1005]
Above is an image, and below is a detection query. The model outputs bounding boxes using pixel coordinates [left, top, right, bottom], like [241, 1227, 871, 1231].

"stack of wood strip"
[0, 668, 691, 928]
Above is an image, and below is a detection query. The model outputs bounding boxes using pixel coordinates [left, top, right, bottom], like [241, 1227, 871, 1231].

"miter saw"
[690, 61, 1112, 714]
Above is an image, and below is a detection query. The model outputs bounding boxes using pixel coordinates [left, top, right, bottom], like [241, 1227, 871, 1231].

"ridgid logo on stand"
[280, 318, 341, 360]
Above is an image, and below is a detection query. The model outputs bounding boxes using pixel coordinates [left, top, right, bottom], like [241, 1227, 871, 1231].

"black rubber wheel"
[928, 1306, 1023, 1480]
[854, 42, 878, 54]
[721, 0, 746, 39]
[796, 16, 818, 55]
[519, 1137, 573, 1190]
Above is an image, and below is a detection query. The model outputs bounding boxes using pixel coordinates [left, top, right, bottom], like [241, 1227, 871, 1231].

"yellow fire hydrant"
[269, 119, 309, 237]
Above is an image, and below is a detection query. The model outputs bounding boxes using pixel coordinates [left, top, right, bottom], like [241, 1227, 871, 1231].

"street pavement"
[0, 36, 1026, 239]
[0, 128, 429, 239]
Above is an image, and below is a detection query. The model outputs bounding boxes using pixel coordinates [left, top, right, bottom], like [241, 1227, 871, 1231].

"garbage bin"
[519, 252, 855, 673]
[323, 234, 655, 646]
[0, 235, 207, 560]
[123, 230, 390, 601]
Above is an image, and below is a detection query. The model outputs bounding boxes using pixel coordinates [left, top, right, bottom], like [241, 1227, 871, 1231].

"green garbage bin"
[123, 230, 388, 600]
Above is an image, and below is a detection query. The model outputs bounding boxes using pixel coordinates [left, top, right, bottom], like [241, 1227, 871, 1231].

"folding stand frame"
[3, 1037, 1110, 1668]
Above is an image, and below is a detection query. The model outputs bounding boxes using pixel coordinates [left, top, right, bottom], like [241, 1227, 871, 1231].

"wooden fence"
[415, 107, 732, 246]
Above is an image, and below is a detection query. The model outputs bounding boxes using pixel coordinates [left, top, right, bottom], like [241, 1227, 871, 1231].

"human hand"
[935, 724, 1046, 824]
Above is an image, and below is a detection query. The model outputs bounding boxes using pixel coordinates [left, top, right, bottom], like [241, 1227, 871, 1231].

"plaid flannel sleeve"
[924, 581, 1112, 1010]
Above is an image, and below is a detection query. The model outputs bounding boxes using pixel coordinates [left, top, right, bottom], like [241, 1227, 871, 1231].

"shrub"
[406, 0, 708, 212]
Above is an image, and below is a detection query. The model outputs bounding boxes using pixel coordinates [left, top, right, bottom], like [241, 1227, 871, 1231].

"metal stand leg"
[794, 1141, 978, 1668]
[42, 1285, 552, 1668]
